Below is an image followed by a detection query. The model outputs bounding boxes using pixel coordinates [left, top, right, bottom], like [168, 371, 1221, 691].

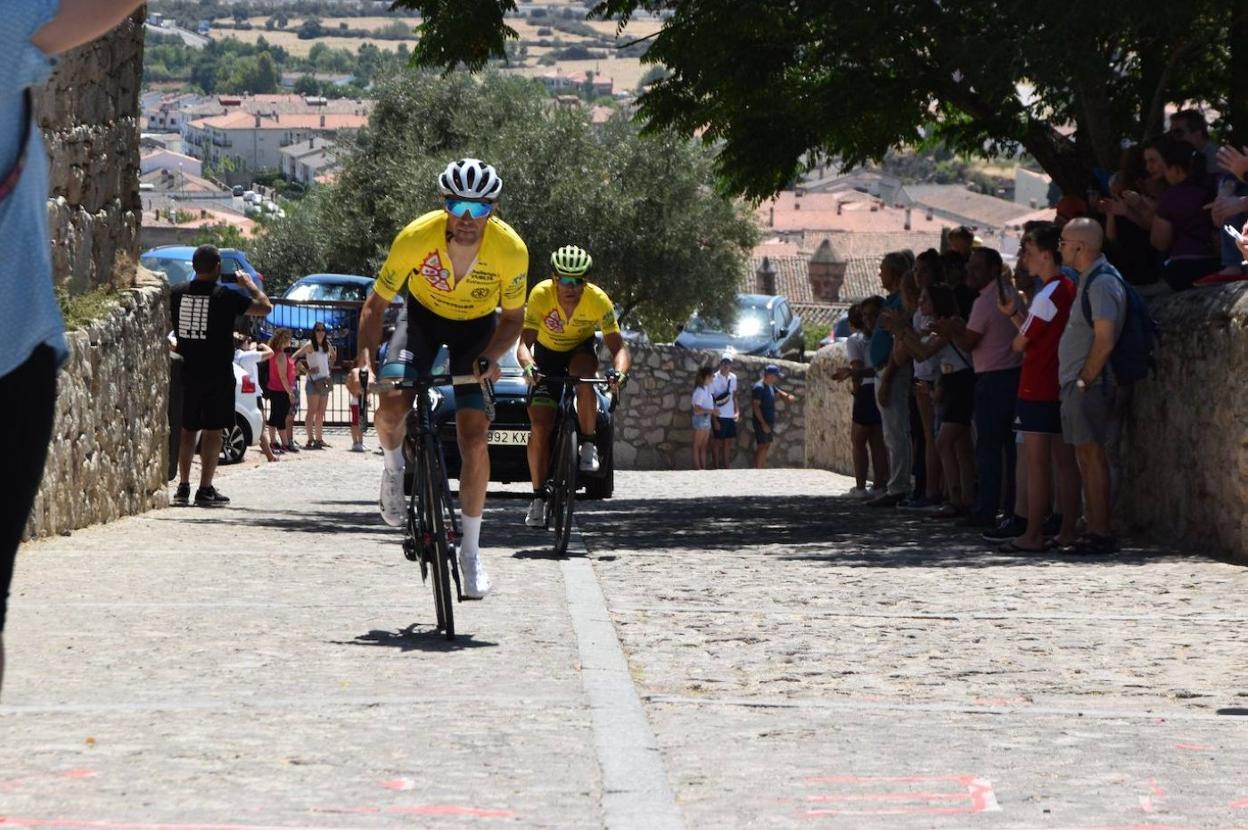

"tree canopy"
[390, 0, 1245, 199]
[251, 71, 757, 331]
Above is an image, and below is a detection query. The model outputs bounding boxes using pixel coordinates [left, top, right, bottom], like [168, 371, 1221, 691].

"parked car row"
[673, 293, 805, 362]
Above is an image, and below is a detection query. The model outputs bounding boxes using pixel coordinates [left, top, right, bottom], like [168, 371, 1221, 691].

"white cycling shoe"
[459, 548, 492, 599]
[579, 442, 600, 472]
[379, 468, 406, 527]
[524, 497, 546, 528]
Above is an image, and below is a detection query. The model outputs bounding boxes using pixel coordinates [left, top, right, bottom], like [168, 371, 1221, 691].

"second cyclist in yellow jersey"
[373, 208, 528, 321]
[517, 245, 631, 528]
[522, 275, 620, 351]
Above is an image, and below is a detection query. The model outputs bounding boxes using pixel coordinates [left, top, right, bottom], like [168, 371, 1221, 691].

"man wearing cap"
[751, 364, 796, 469]
[709, 354, 740, 468]
[169, 245, 273, 507]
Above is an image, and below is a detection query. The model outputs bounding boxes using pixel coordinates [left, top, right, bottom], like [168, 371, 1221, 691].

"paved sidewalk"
[5, 454, 1248, 829]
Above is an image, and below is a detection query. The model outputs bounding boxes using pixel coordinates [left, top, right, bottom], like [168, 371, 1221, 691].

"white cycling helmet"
[437, 158, 503, 202]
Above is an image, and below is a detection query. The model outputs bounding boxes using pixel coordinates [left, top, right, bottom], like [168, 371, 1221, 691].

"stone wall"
[615, 344, 807, 470]
[39, 9, 145, 295]
[804, 343, 855, 476]
[1117, 284, 1248, 562]
[25, 275, 171, 539]
[22, 11, 167, 540]
[801, 286, 1248, 563]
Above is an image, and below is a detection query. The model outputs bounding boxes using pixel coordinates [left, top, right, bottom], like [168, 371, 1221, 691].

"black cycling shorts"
[380, 297, 496, 410]
[531, 338, 598, 407]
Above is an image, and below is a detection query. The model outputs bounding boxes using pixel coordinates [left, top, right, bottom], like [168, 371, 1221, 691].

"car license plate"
[487, 429, 529, 446]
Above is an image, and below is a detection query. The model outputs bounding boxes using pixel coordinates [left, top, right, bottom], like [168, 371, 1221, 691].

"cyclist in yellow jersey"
[353, 159, 528, 598]
[516, 245, 630, 528]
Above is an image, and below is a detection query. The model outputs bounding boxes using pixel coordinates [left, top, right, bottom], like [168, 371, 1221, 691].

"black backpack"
[1080, 263, 1158, 384]
[258, 354, 270, 389]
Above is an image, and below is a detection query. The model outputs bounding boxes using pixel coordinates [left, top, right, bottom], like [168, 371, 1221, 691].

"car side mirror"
[778, 327, 789, 338]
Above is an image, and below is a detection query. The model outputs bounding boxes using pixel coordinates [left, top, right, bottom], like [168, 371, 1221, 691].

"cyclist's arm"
[602, 331, 631, 375]
[481, 306, 525, 364]
[517, 328, 538, 371]
[356, 290, 392, 374]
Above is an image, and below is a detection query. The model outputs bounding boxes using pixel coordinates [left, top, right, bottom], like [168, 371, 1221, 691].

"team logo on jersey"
[419, 251, 452, 292]
[543, 309, 565, 334]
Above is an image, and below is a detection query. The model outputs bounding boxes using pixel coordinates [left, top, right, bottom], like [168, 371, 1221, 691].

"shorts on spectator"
[1014, 398, 1063, 435]
[714, 417, 737, 438]
[1060, 381, 1116, 446]
[692, 413, 712, 431]
[753, 420, 774, 445]
[265, 389, 291, 428]
[936, 369, 975, 426]
[181, 378, 234, 431]
[852, 382, 881, 426]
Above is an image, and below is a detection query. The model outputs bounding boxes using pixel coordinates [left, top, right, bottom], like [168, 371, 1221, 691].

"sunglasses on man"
[556, 276, 585, 286]
[444, 198, 493, 220]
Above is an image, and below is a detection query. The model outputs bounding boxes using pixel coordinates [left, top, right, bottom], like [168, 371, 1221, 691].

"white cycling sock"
[460, 513, 482, 559]
[382, 445, 404, 472]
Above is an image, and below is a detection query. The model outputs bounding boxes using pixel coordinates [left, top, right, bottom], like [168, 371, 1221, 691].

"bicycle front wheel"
[553, 421, 578, 556]
[423, 442, 455, 639]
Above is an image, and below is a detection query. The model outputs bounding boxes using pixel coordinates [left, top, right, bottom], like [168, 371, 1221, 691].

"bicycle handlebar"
[370, 374, 481, 392]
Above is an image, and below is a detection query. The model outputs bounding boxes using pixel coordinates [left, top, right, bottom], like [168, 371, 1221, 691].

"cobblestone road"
[4, 446, 1248, 829]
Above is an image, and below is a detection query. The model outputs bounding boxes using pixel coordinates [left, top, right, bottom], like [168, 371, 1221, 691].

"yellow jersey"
[373, 210, 529, 320]
[523, 278, 621, 351]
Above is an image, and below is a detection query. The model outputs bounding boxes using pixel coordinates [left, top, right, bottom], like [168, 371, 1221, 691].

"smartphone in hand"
[996, 272, 1009, 305]
[1224, 224, 1245, 243]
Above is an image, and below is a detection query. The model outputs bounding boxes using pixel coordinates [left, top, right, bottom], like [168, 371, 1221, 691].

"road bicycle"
[374, 364, 494, 640]
[533, 373, 617, 556]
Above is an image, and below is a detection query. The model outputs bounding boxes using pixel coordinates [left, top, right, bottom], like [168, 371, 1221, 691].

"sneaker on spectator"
[285, 443, 301, 453]
[351, 442, 366, 453]
[982, 514, 1027, 541]
[867, 492, 905, 508]
[900, 495, 941, 510]
[847, 487, 871, 499]
[194, 486, 230, 507]
[172, 482, 191, 506]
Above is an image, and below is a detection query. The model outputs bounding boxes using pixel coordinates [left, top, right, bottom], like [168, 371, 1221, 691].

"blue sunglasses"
[445, 198, 493, 219]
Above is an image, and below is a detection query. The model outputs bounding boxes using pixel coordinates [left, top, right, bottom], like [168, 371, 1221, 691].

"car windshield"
[284, 282, 368, 302]
[140, 256, 195, 285]
[685, 307, 770, 338]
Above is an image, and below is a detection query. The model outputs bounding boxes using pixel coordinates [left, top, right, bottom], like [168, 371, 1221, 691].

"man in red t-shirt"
[997, 225, 1081, 552]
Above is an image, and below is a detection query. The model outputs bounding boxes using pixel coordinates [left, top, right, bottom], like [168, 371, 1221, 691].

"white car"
[221, 362, 263, 464]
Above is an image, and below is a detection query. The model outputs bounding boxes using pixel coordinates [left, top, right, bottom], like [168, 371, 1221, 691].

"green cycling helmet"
[551, 245, 593, 277]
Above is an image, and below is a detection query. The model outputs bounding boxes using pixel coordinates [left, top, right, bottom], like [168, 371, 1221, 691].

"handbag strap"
[0, 92, 33, 204]
[948, 340, 973, 371]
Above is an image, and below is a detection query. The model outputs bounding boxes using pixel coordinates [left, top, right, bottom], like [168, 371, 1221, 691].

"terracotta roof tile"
[899, 184, 1036, 230]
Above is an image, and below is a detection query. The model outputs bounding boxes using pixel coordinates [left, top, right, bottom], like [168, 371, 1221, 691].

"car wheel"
[219, 415, 250, 465]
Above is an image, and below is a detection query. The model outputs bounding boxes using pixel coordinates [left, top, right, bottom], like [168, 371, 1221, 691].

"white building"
[140, 148, 203, 179]
[279, 137, 337, 187]
[183, 111, 366, 175]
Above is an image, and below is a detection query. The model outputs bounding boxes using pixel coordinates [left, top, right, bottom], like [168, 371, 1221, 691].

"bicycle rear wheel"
[423, 440, 456, 640]
[552, 418, 578, 556]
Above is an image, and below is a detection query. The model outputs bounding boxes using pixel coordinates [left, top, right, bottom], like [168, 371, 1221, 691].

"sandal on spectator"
[999, 538, 1052, 553]
[928, 504, 966, 520]
[1069, 533, 1119, 555]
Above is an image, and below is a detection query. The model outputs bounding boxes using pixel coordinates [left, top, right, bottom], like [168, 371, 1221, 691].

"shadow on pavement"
[333, 623, 498, 652]
[155, 507, 397, 536]
[575, 495, 1209, 568]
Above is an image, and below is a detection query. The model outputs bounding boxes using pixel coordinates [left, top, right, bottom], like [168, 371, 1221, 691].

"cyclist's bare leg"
[374, 389, 416, 454]
[456, 408, 490, 516]
[569, 351, 598, 436]
[527, 404, 556, 490]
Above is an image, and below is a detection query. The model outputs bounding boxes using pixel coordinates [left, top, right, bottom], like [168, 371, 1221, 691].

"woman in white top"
[690, 366, 716, 470]
[833, 301, 888, 496]
[293, 323, 336, 449]
[234, 334, 277, 461]
[903, 253, 944, 508]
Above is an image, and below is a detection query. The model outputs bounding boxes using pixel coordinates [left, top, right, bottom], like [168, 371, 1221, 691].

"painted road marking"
[801, 774, 1001, 818]
[0, 769, 97, 792]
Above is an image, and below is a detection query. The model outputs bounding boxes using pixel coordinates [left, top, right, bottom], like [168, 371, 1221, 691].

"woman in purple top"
[1151, 137, 1219, 291]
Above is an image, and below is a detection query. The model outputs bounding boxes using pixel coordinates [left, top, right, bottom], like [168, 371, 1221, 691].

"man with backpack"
[1057, 218, 1151, 554]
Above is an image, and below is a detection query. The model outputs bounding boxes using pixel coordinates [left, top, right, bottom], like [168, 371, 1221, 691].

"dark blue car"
[140, 245, 264, 298]
[257, 273, 401, 364]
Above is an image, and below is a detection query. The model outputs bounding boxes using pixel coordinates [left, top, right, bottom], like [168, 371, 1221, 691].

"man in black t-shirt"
[169, 245, 272, 507]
